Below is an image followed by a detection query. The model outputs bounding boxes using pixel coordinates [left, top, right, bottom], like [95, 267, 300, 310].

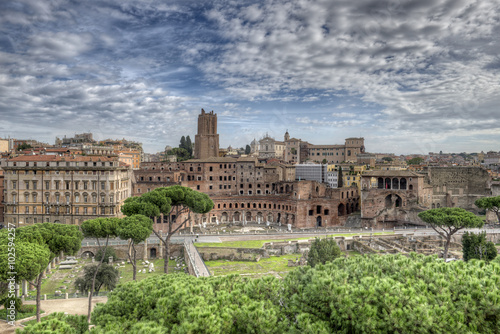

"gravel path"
[0, 296, 107, 333]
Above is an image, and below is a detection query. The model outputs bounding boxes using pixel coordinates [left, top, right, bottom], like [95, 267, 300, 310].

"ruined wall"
[197, 247, 268, 261]
[427, 167, 491, 210]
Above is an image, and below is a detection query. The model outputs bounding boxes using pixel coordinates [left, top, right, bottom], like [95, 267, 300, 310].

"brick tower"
[194, 109, 219, 159]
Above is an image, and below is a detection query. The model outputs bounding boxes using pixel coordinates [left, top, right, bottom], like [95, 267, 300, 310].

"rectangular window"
[75, 207, 79, 214]
[75, 181, 79, 190]
[84, 207, 88, 214]
[93, 207, 97, 215]
[13, 181, 17, 189]
[101, 207, 105, 215]
[25, 206, 29, 214]
[84, 182, 88, 190]
[66, 181, 70, 190]
[55, 181, 60, 190]
[45, 181, 49, 189]
[33, 206, 37, 214]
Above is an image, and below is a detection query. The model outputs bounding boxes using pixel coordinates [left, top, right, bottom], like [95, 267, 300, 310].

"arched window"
[378, 178, 384, 189]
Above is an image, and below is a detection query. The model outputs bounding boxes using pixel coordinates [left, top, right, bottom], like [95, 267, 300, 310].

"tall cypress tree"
[186, 136, 193, 156]
[180, 136, 186, 150]
[337, 167, 343, 188]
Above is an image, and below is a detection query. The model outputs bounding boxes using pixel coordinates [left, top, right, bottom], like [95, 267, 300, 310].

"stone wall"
[197, 247, 268, 261]
[427, 167, 492, 211]
[78, 243, 183, 261]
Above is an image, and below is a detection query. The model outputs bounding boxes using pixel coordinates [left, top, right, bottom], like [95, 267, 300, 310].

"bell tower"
[194, 109, 219, 159]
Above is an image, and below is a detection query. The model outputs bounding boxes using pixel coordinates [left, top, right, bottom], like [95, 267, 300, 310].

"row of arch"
[377, 177, 412, 190]
[338, 202, 359, 216]
[217, 202, 295, 212]
[218, 211, 295, 224]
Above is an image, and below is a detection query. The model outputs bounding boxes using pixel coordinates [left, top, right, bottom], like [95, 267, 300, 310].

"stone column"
[143, 238, 148, 261]
[159, 243, 163, 258]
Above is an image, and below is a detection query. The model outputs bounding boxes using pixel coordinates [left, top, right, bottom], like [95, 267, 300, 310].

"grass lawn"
[205, 253, 303, 278]
[0, 305, 42, 320]
[118, 259, 179, 284]
[195, 232, 394, 249]
[27, 258, 185, 298]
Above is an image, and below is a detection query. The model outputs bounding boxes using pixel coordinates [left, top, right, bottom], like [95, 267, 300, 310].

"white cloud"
[28, 32, 94, 59]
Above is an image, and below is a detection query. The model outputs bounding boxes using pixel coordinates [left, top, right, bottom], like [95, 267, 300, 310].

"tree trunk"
[35, 272, 43, 322]
[88, 237, 108, 323]
[443, 235, 451, 259]
[132, 243, 137, 281]
[164, 234, 171, 274]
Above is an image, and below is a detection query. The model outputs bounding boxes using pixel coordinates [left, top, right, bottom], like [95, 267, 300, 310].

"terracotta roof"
[7, 155, 118, 162]
[308, 144, 345, 149]
[184, 157, 238, 163]
[236, 157, 258, 162]
[45, 148, 71, 152]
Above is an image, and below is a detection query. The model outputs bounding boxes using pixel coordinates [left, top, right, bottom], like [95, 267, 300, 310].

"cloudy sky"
[1, 0, 499, 154]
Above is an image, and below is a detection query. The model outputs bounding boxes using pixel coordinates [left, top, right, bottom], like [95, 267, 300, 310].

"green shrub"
[17, 312, 88, 334]
[19, 304, 36, 313]
[95, 247, 118, 263]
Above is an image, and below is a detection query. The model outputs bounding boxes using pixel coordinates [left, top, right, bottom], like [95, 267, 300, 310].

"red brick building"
[360, 170, 431, 228]
[133, 158, 359, 231]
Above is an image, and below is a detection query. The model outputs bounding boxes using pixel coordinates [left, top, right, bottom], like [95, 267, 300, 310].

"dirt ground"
[0, 296, 107, 333]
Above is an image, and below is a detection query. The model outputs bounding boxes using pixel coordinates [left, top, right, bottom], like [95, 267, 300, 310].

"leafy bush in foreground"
[90, 254, 500, 333]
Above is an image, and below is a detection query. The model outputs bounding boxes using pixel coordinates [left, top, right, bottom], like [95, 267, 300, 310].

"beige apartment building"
[0, 139, 9, 153]
[1, 155, 132, 227]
